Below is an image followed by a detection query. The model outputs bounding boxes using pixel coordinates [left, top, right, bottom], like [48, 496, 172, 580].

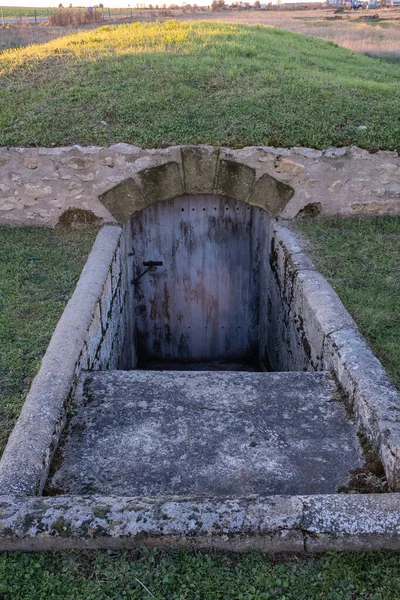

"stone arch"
[98, 146, 294, 223]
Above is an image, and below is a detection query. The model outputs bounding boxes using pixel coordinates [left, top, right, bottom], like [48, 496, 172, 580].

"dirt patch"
[57, 208, 102, 230]
[338, 433, 388, 494]
[296, 202, 322, 219]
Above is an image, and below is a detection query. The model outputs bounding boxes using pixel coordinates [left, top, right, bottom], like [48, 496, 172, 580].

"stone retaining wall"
[0, 144, 399, 227]
[265, 223, 400, 490]
[0, 226, 129, 496]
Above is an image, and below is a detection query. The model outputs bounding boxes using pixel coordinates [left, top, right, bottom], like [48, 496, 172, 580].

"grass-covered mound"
[0, 20, 399, 149]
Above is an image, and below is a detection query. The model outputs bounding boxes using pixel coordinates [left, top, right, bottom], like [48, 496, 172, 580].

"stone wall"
[85, 228, 132, 372]
[0, 226, 130, 496]
[0, 144, 399, 227]
[265, 223, 400, 490]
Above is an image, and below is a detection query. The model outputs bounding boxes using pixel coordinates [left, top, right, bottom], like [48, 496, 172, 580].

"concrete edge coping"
[0, 225, 122, 497]
[273, 221, 400, 488]
[1, 493, 400, 553]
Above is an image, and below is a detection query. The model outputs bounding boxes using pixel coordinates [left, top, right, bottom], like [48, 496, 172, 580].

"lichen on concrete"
[47, 370, 363, 498]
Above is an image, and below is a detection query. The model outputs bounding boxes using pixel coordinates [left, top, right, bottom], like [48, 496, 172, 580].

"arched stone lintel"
[99, 147, 294, 223]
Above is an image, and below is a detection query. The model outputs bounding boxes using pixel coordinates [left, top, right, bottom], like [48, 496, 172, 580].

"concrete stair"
[48, 370, 363, 497]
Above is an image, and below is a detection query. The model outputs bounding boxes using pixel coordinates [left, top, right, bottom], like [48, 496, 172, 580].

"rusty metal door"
[130, 195, 261, 363]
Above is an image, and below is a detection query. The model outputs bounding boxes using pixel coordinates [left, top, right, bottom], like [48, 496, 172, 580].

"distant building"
[280, 1, 325, 6]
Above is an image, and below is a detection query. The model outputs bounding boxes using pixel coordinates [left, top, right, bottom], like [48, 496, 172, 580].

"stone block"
[85, 302, 103, 358]
[0, 494, 305, 553]
[99, 271, 113, 331]
[99, 178, 146, 223]
[138, 162, 184, 204]
[0, 149, 11, 168]
[110, 244, 123, 293]
[275, 157, 305, 178]
[292, 147, 323, 159]
[323, 147, 349, 158]
[248, 173, 294, 216]
[302, 494, 400, 552]
[24, 184, 52, 199]
[60, 155, 94, 170]
[272, 224, 315, 271]
[23, 156, 39, 170]
[181, 145, 219, 195]
[95, 295, 123, 370]
[214, 159, 256, 201]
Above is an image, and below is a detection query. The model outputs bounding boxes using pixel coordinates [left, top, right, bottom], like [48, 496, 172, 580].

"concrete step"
[47, 370, 364, 497]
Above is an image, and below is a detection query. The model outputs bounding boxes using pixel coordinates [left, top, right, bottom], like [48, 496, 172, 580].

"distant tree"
[254, 0, 261, 7]
[58, 2, 64, 7]
[99, 2, 104, 7]
[211, 0, 226, 10]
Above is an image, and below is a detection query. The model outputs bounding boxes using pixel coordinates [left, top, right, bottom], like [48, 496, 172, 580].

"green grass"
[0, 20, 400, 149]
[0, 226, 96, 456]
[297, 216, 400, 390]
[2, 547, 400, 599]
[0, 6, 50, 18]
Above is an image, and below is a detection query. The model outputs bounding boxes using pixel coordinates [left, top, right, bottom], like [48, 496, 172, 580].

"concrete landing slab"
[48, 371, 363, 497]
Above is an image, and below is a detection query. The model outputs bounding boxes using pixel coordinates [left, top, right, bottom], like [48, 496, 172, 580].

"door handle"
[132, 261, 163, 285]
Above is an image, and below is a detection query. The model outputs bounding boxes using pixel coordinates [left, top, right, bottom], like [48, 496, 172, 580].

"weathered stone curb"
[269, 223, 400, 489]
[302, 494, 400, 552]
[1, 494, 400, 552]
[0, 144, 399, 227]
[0, 226, 124, 496]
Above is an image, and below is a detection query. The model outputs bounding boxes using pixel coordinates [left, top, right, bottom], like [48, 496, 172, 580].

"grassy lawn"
[0, 227, 96, 457]
[297, 217, 400, 390]
[2, 547, 400, 599]
[1, 21, 400, 149]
